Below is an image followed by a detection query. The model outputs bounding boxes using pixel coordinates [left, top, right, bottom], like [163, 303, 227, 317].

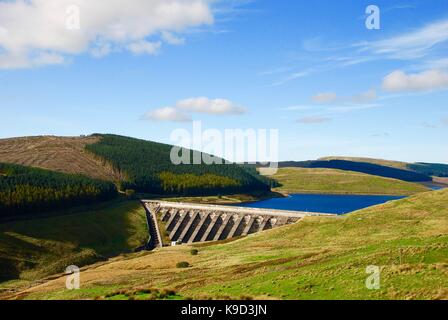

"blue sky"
[0, 0, 447, 163]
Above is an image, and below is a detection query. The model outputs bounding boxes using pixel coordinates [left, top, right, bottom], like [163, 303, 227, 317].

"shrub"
[176, 261, 190, 268]
[125, 189, 136, 198]
[190, 249, 199, 256]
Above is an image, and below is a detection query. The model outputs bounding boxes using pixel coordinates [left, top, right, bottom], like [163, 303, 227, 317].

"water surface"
[238, 194, 405, 215]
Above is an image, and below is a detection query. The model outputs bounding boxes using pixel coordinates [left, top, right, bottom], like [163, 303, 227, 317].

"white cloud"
[128, 41, 161, 55]
[312, 89, 377, 104]
[382, 69, 448, 92]
[312, 92, 338, 103]
[143, 96, 246, 122]
[176, 97, 246, 114]
[0, 0, 213, 69]
[143, 107, 191, 122]
[297, 116, 332, 124]
[161, 32, 186, 45]
[357, 19, 448, 60]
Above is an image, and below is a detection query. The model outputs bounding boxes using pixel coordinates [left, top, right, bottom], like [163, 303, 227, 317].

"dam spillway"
[141, 200, 336, 249]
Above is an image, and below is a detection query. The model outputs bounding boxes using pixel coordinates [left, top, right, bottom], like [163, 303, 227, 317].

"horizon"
[1, 0, 447, 163]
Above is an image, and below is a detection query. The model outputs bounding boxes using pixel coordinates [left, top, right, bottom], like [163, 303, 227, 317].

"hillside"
[0, 134, 272, 197]
[0, 136, 120, 181]
[0, 201, 147, 285]
[0, 163, 117, 219]
[86, 134, 271, 195]
[277, 160, 432, 182]
[319, 156, 409, 169]
[270, 168, 430, 195]
[7, 189, 447, 300]
[320, 156, 448, 178]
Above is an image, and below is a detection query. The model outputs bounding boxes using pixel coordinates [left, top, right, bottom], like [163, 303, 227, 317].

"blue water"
[238, 194, 405, 215]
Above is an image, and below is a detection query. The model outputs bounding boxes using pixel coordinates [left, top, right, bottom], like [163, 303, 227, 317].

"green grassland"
[270, 168, 430, 195]
[0, 200, 148, 288]
[9, 189, 447, 300]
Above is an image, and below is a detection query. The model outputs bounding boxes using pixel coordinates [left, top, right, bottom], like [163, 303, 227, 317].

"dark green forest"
[0, 163, 117, 217]
[86, 134, 273, 195]
[407, 162, 448, 177]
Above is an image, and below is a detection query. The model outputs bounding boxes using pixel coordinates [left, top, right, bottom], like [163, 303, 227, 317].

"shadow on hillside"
[0, 201, 148, 282]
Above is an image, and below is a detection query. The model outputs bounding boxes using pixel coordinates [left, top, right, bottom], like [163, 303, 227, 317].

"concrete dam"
[141, 200, 336, 249]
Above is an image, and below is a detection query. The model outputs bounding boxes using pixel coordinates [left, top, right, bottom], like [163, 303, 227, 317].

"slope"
[0, 201, 147, 285]
[10, 189, 447, 300]
[271, 168, 430, 195]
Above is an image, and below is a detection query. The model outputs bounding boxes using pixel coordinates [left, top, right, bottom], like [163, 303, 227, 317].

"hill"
[320, 156, 448, 178]
[0, 134, 272, 197]
[85, 134, 271, 195]
[270, 168, 430, 195]
[277, 160, 432, 182]
[0, 200, 147, 285]
[7, 189, 447, 300]
[0, 136, 120, 181]
[319, 156, 409, 169]
[0, 163, 117, 219]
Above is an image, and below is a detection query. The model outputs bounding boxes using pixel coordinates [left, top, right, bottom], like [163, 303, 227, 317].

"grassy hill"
[7, 189, 447, 300]
[277, 160, 432, 182]
[320, 156, 448, 178]
[0, 200, 148, 286]
[270, 168, 430, 195]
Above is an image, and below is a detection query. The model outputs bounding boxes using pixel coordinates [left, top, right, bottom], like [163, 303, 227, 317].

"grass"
[270, 168, 430, 195]
[8, 189, 447, 300]
[0, 200, 148, 288]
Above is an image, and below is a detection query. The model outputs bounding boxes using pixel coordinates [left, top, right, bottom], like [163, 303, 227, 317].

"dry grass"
[0, 135, 120, 181]
[6, 189, 447, 300]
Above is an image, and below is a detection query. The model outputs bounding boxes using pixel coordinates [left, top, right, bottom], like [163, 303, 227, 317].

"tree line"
[86, 134, 274, 195]
[0, 163, 117, 217]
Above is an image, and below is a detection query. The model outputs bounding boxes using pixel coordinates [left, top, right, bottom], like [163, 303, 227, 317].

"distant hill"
[320, 156, 448, 178]
[271, 168, 430, 195]
[277, 160, 432, 182]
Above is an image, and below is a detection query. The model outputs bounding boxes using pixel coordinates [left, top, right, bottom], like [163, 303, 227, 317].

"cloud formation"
[357, 19, 448, 60]
[382, 69, 448, 92]
[0, 0, 213, 69]
[312, 92, 338, 103]
[143, 107, 192, 122]
[296, 116, 332, 124]
[144, 97, 246, 122]
[176, 97, 246, 114]
[312, 89, 377, 104]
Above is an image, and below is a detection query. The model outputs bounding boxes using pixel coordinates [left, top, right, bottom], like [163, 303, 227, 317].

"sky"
[0, 0, 447, 163]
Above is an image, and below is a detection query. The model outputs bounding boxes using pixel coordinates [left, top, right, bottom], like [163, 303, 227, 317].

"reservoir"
[239, 194, 405, 215]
